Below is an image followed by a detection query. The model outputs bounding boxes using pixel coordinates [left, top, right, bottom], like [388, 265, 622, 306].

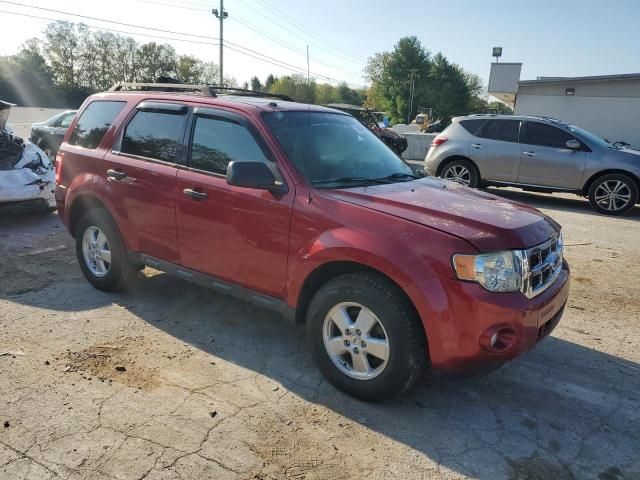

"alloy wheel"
[322, 302, 390, 380]
[443, 165, 471, 186]
[594, 180, 632, 212]
[82, 226, 112, 277]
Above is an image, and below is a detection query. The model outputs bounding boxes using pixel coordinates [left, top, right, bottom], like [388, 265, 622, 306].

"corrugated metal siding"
[518, 78, 640, 98]
[515, 94, 640, 148]
[488, 63, 522, 94]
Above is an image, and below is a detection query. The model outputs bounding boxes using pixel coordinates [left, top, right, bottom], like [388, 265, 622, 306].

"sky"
[1, 0, 639, 90]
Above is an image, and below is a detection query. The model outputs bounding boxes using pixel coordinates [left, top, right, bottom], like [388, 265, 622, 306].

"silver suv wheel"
[443, 164, 471, 186]
[322, 302, 389, 380]
[593, 180, 632, 212]
[82, 226, 112, 277]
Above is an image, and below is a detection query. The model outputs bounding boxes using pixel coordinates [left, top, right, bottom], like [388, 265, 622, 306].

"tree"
[269, 74, 316, 103]
[250, 76, 262, 91]
[365, 36, 488, 123]
[176, 55, 204, 84]
[136, 42, 177, 82]
[315, 83, 336, 104]
[264, 73, 277, 91]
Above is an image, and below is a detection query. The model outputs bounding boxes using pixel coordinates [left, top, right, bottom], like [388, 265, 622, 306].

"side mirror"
[565, 139, 581, 150]
[226, 161, 286, 194]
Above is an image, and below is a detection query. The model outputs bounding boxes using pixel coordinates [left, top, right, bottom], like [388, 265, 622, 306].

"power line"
[0, 0, 364, 87]
[0, 9, 220, 46]
[251, 0, 364, 63]
[234, 0, 364, 66]
[135, 0, 209, 11]
[0, 0, 217, 40]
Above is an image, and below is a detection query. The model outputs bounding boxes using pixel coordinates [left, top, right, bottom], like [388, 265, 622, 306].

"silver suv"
[424, 114, 640, 215]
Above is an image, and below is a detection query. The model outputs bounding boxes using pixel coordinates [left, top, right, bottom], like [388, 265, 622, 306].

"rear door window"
[478, 120, 520, 143]
[459, 119, 485, 135]
[121, 110, 186, 163]
[523, 122, 575, 148]
[189, 115, 269, 175]
[68, 101, 126, 149]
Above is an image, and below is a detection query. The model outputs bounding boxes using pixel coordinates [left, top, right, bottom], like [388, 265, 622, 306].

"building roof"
[519, 73, 640, 85]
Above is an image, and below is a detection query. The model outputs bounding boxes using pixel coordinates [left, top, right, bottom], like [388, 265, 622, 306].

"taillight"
[431, 137, 448, 147]
[55, 151, 64, 184]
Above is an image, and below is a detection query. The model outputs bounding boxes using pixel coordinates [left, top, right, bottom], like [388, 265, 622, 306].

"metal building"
[488, 63, 640, 149]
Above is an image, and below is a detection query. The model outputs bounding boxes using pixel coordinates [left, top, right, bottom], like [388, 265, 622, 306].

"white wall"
[515, 94, 640, 149]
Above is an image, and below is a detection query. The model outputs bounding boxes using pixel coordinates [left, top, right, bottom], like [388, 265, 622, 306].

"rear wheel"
[588, 173, 638, 215]
[306, 272, 427, 402]
[75, 209, 137, 291]
[440, 159, 479, 188]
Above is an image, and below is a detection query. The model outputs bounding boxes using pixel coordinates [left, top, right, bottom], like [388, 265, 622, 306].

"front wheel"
[306, 272, 427, 402]
[588, 173, 638, 215]
[440, 159, 480, 188]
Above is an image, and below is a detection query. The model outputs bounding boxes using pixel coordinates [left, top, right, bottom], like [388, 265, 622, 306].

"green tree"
[250, 76, 262, 91]
[264, 73, 277, 91]
[269, 74, 316, 103]
[176, 55, 203, 84]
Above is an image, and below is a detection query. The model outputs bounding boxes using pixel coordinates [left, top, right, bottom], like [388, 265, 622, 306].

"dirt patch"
[508, 456, 575, 480]
[63, 337, 160, 390]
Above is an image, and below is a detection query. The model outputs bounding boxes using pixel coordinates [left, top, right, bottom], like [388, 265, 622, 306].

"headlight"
[453, 251, 522, 292]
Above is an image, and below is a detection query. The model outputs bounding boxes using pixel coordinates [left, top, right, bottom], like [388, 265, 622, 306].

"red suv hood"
[323, 177, 559, 251]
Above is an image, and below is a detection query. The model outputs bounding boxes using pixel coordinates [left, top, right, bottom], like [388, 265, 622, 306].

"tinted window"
[479, 120, 520, 142]
[190, 116, 269, 174]
[58, 112, 75, 129]
[459, 119, 485, 135]
[524, 122, 575, 148]
[69, 101, 125, 149]
[121, 111, 185, 162]
[263, 111, 415, 186]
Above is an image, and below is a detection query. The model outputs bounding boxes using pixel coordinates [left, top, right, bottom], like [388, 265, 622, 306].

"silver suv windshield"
[567, 124, 614, 149]
[262, 111, 418, 188]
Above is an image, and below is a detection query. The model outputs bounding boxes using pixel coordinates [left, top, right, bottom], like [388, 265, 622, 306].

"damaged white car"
[0, 100, 56, 214]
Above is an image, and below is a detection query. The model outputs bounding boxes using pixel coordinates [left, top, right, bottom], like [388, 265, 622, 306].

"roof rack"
[108, 83, 293, 102]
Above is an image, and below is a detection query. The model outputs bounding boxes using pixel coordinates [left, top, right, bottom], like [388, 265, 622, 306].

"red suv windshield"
[263, 111, 416, 188]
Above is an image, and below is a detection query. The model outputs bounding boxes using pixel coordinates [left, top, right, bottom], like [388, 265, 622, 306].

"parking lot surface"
[1, 191, 639, 480]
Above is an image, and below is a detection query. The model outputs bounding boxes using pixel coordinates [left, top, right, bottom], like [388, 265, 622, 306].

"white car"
[0, 100, 56, 214]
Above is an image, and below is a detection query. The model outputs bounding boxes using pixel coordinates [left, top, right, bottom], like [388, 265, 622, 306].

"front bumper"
[412, 262, 570, 374]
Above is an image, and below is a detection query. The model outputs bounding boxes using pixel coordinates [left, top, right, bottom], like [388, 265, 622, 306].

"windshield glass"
[567, 124, 612, 149]
[262, 111, 416, 188]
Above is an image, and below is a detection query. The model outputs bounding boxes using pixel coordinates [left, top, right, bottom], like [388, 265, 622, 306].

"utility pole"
[212, 1, 228, 86]
[306, 45, 310, 84]
[407, 68, 419, 124]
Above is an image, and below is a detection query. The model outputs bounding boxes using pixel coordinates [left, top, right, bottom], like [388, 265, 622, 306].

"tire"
[440, 158, 480, 188]
[75, 208, 137, 291]
[306, 272, 427, 402]
[588, 173, 638, 216]
[37, 139, 56, 163]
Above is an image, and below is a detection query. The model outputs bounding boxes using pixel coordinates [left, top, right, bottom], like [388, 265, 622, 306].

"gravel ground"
[6, 108, 67, 139]
[1, 186, 639, 479]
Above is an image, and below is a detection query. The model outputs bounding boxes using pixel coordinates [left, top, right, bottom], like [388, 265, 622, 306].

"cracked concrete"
[1, 192, 639, 479]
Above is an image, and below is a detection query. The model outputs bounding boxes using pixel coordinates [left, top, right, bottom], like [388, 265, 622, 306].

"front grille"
[519, 235, 563, 298]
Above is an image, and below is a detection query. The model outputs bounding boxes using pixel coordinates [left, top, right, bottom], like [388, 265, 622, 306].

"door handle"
[183, 188, 208, 200]
[106, 169, 127, 181]
[523, 151, 537, 157]
[471, 143, 482, 149]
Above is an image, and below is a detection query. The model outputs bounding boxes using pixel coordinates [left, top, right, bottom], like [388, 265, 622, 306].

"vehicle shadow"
[114, 273, 639, 479]
[485, 187, 640, 220]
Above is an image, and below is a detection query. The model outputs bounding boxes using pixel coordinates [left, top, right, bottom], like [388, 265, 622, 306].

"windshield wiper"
[373, 172, 423, 182]
[311, 176, 390, 187]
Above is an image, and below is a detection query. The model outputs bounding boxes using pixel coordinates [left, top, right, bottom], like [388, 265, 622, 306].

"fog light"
[480, 325, 517, 352]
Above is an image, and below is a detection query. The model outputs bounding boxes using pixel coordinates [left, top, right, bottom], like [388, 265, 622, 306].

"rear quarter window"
[68, 101, 126, 149]
[458, 119, 485, 135]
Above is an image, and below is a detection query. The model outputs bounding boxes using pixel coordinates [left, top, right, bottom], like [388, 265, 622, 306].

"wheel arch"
[294, 261, 424, 335]
[435, 155, 480, 178]
[68, 194, 111, 238]
[581, 169, 640, 197]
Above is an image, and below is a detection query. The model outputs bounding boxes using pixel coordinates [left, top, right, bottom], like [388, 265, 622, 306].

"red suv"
[55, 84, 570, 401]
